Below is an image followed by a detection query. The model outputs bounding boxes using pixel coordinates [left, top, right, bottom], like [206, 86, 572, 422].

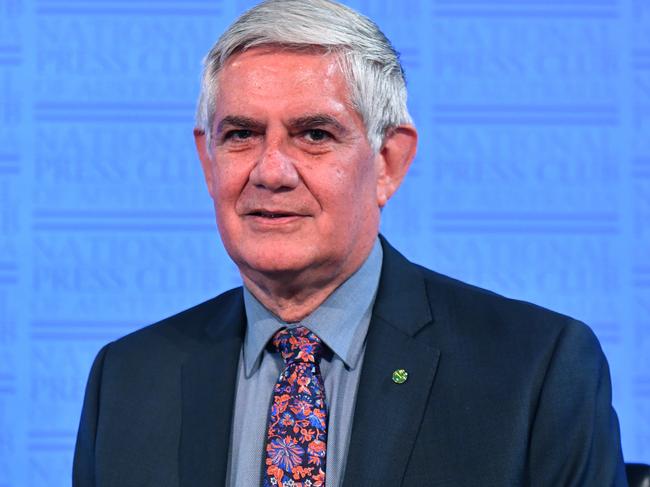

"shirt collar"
[242, 238, 383, 377]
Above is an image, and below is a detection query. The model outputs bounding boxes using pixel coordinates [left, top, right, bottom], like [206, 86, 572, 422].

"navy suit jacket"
[73, 238, 628, 486]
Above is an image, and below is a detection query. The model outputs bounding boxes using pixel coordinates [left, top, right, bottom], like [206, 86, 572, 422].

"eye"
[224, 129, 253, 141]
[303, 129, 332, 143]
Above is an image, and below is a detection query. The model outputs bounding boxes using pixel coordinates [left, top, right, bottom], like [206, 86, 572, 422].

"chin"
[233, 245, 320, 276]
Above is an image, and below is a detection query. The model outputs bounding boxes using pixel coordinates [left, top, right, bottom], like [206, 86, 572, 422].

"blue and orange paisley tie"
[263, 326, 328, 487]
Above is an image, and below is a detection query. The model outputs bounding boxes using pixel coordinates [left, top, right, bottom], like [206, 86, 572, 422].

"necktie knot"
[272, 326, 325, 366]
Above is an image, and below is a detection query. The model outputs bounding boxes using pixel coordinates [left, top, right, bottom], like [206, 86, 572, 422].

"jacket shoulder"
[106, 287, 245, 359]
[413, 263, 599, 353]
[419, 264, 570, 320]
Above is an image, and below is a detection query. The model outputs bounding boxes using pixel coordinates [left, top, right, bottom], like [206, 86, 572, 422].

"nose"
[249, 138, 300, 191]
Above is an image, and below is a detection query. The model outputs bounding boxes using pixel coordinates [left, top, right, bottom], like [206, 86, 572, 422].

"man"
[73, 0, 628, 486]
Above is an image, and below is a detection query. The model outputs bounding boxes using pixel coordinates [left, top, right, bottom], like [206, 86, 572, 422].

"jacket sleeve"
[72, 344, 111, 487]
[527, 320, 628, 486]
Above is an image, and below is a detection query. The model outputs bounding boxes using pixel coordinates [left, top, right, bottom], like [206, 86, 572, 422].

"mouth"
[244, 209, 310, 225]
[248, 211, 299, 219]
[243, 209, 309, 232]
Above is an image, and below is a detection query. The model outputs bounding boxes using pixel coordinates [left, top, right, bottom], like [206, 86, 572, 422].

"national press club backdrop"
[0, 0, 649, 484]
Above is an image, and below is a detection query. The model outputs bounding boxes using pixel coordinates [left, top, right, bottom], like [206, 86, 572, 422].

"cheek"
[212, 163, 250, 203]
[350, 156, 379, 198]
[327, 161, 378, 216]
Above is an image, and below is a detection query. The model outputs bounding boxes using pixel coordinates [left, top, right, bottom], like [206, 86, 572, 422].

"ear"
[193, 128, 216, 198]
[375, 125, 418, 208]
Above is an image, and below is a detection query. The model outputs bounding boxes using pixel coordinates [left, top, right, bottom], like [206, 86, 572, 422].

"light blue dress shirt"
[227, 239, 383, 487]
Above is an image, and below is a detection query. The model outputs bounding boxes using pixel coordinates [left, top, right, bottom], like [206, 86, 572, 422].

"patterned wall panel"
[1, 0, 24, 485]
[631, 0, 650, 461]
[0, 0, 647, 484]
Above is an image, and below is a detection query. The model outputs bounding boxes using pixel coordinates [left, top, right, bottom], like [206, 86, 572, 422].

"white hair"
[195, 0, 412, 153]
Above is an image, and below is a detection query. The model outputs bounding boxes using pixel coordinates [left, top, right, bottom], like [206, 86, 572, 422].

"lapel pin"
[392, 368, 408, 384]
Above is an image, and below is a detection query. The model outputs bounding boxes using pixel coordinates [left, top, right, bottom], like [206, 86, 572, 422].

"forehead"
[214, 47, 354, 118]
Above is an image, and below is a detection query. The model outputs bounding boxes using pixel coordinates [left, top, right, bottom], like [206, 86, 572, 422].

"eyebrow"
[287, 114, 348, 134]
[215, 113, 349, 136]
[216, 115, 265, 134]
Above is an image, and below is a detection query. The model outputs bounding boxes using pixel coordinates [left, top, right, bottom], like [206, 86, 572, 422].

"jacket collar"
[178, 236, 441, 487]
[342, 236, 441, 486]
[373, 234, 434, 336]
[179, 288, 246, 487]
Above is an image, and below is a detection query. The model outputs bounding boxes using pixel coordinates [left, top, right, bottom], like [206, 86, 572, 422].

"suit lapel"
[343, 238, 441, 487]
[176, 239, 439, 486]
[179, 290, 246, 487]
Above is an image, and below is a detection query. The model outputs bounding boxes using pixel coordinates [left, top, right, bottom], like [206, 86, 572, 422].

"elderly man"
[73, 0, 628, 486]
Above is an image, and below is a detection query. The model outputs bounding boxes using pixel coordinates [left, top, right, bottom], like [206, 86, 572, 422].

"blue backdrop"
[1, 0, 648, 484]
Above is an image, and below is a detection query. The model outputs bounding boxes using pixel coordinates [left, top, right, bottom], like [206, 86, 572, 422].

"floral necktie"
[263, 326, 328, 487]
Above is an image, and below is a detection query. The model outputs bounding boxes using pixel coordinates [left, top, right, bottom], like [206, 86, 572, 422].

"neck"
[241, 268, 350, 323]
[241, 246, 376, 323]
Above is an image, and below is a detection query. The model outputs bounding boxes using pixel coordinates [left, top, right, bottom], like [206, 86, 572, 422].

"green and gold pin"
[392, 368, 408, 384]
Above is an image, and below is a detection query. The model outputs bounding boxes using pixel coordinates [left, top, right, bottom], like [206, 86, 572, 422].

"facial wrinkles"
[275, 58, 349, 123]
[219, 53, 361, 148]
[217, 49, 375, 213]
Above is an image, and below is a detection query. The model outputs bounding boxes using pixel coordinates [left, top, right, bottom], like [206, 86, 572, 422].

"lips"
[248, 210, 300, 218]
[242, 208, 312, 227]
